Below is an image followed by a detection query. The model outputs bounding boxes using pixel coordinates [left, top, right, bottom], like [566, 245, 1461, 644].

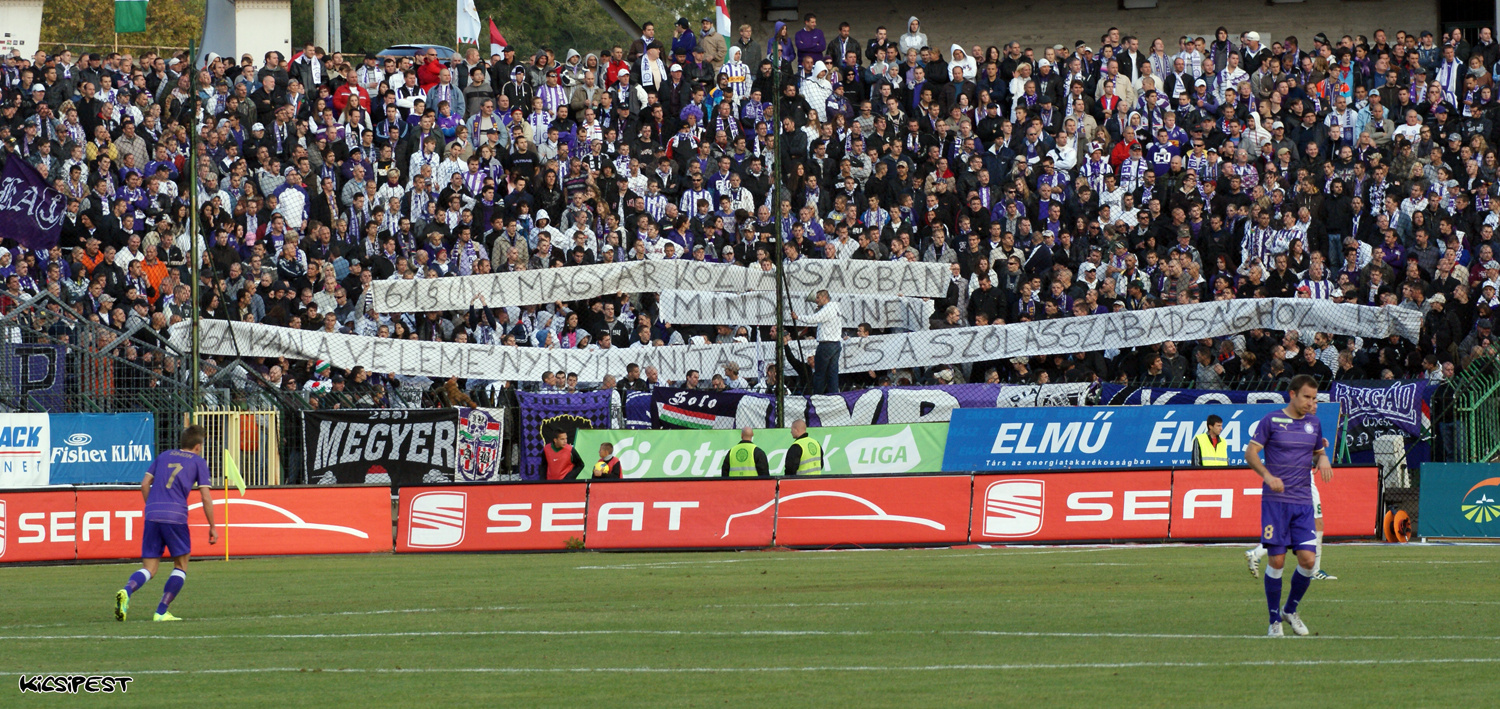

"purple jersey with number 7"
[143, 449, 212, 524]
[1250, 410, 1321, 505]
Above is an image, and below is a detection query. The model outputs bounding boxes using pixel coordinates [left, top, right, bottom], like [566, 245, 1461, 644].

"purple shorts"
[1260, 499, 1317, 556]
[142, 520, 192, 559]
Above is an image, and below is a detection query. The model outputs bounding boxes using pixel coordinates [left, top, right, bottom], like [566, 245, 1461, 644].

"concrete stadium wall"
[733, 0, 1440, 56]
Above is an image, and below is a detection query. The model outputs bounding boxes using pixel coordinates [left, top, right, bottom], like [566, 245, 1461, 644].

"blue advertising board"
[1417, 463, 1500, 538]
[942, 403, 1341, 471]
[48, 413, 156, 484]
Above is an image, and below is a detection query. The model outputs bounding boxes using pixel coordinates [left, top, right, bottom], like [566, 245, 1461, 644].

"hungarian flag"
[115, 0, 147, 33]
[715, 0, 731, 39]
[657, 403, 735, 430]
[488, 18, 507, 57]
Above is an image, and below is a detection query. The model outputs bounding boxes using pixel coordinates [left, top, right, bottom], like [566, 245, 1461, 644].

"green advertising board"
[1417, 463, 1500, 538]
[574, 423, 949, 479]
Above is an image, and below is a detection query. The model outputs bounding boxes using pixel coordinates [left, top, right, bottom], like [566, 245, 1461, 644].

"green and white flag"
[115, 0, 147, 33]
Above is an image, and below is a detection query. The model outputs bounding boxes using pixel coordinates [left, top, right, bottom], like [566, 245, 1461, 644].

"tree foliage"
[41, 0, 206, 52]
[37, 0, 715, 60]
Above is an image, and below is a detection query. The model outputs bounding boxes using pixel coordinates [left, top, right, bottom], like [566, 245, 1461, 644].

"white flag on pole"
[457, 0, 482, 44]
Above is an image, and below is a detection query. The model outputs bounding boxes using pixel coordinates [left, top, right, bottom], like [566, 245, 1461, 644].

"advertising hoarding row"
[396, 466, 1378, 552]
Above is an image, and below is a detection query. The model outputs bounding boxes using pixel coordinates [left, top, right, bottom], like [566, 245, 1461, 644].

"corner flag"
[223, 449, 245, 560]
[223, 449, 246, 495]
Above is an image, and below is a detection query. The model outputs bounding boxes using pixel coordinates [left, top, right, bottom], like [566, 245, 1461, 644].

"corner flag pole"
[222, 449, 246, 560]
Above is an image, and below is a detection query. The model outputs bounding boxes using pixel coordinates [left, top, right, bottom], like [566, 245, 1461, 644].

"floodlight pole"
[770, 49, 785, 429]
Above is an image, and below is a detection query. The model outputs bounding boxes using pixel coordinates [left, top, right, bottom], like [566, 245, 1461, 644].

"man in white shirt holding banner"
[792, 289, 843, 395]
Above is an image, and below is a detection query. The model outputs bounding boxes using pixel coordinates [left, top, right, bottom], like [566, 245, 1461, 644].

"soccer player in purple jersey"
[1245, 374, 1334, 637]
[114, 425, 218, 622]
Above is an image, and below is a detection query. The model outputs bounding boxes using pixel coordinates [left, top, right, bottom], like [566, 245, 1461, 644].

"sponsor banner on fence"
[1168, 467, 1377, 539]
[943, 403, 1340, 472]
[0, 486, 391, 562]
[1417, 463, 1500, 538]
[398, 483, 589, 552]
[456, 407, 505, 482]
[657, 290, 933, 330]
[175, 300, 1420, 383]
[303, 409, 459, 487]
[0, 489, 76, 562]
[369, 260, 952, 312]
[0, 412, 49, 487]
[516, 391, 612, 480]
[649, 383, 1093, 430]
[48, 414, 155, 485]
[584, 479, 778, 550]
[574, 423, 949, 478]
[972, 471, 1175, 541]
[773, 476, 972, 547]
[4, 342, 64, 411]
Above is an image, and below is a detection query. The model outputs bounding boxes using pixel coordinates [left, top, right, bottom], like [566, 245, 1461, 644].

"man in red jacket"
[416, 49, 446, 90]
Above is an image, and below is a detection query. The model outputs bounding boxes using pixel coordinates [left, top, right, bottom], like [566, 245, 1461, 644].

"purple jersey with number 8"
[1250, 410, 1321, 505]
[143, 449, 212, 524]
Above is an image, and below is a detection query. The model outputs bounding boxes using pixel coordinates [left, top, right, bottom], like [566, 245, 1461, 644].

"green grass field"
[2, 543, 1498, 706]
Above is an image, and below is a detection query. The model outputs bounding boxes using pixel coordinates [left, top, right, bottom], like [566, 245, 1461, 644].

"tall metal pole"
[770, 48, 785, 428]
[330, 0, 343, 52]
[314, 0, 330, 52]
[188, 41, 202, 411]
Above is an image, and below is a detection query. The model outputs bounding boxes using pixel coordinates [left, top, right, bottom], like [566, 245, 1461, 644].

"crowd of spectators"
[3, 17, 1500, 403]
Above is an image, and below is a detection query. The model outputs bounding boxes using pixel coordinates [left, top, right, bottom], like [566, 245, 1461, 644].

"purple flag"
[0, 155, 66, 251]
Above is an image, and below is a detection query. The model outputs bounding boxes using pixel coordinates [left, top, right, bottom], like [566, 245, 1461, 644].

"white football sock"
[1252, 545, 1268, 561]
[1313, 532, 1324, 573]
[1266, 565, 1283, 579]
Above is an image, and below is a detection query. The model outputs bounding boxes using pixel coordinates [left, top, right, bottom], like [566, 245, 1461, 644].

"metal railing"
[192, 410, 283, 486]
[1449, 348, 1500, 463]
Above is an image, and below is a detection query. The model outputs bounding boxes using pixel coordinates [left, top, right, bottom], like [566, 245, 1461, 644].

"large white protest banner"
[657, 291, 934, 330]
[175, 299, 1421, 382]
[368, 260, 952, 312]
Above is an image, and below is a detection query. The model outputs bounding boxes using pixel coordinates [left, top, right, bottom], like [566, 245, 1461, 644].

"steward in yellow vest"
[1193, 414, 1228, 467]
[783, 419, 824, 476]
[720, 427, 770, 477]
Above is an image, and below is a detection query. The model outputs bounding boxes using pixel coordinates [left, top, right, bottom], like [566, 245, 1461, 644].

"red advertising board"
[971, 471, 1174, 542]
[584, 479, 776, 550]
[775, 476, 972, 547]
[0, 490, 78, 562]
[398, 483, 589, 552]
[74, 487, 392, 559]
[1169, 466, 1379, 539]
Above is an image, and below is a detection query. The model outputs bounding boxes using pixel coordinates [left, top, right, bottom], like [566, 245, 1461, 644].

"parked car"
[374, 44, 459, 59]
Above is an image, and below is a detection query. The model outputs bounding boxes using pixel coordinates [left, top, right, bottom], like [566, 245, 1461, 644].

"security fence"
[1447, 350, 1500, 464]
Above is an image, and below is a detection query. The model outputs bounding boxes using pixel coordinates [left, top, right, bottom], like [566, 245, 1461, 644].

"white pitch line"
[12, 657, 1500, 675]
[1376, 560, 1498, 564]
[3, 629, 1497, 642]
[0, 606, 525, 631]
[574, 546, 1145, 570]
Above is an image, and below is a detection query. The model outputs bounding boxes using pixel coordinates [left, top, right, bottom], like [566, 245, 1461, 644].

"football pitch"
[2, 544, 1497, 706]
